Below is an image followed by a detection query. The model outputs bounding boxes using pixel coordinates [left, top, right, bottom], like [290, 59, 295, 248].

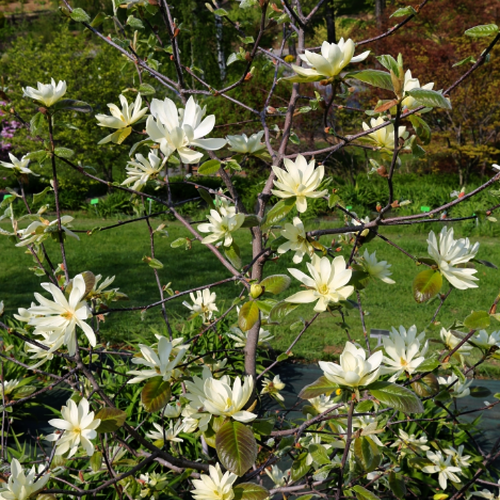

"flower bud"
[250, 283, 264, 299]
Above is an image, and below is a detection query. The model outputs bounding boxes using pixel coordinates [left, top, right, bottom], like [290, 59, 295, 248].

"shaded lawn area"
[2, 215, 500, 375]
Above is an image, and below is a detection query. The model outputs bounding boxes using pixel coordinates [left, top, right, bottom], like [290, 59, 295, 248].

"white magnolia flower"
[444, 445, 471, 468]
[264, 465, 288, 487]
[191, 464, 237, 500]
[226, 131, 265, 154]
[349, 216, 370, 238]
[471, 480, 500, 499]
[25, 330, 65, 369]
[307, 394, 337, 414]
[362, 116, 408, 151]
[261, 375, 286, 402]
[127, 336, 189, 384]
[437, 375, 473, 399]
[146, 96, 226, 164]
[0, 153, 38, 176]
[401, 69, 435, 110]
[227, 326, 274, 348]
[122, 150, 166, 191]
[277, 217, 315, 263]
[46, 397, 100, 457]
[96, 93, 148, 144]
[286, 255, 354, 312]
[146, 421, 184, 445]
[382, 326, 428, 381]
[164, 400, 183, 418]
[0, 379, 21, 397]
[16, 216, 79, 247]
[427, 227, 479, 290]
[440, 328, 473, 355]
[0, 458, 50, 500]
[22, 79, 67, 107]
[391, 428, 430, 454]
[183, 367, 215, 432]
[422, 450, 463, 490]
[182, 289, 218, 323]
[493, 164, 500, 172]
[26, 274, 94, 356]
[291, 38, 370, 79]
[198, 209, 245, 247]
[203, 375, 256, 423]
[272, 155, 328, 213]
[362, 249, 395, 284]
[319, 342, 383, 388]
[468, 330, 500, 350]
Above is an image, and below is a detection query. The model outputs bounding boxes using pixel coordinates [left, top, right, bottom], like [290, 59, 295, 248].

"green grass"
[2, 214, 500, 375]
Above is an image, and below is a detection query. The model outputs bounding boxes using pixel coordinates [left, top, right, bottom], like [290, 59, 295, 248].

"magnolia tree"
[2, 1, 500, 500]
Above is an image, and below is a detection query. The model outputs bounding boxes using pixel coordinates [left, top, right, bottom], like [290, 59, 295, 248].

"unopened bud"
[250, 283, 264, 299]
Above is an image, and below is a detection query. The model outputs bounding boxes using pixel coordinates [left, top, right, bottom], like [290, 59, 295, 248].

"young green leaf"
[413, 269, 443, 303]
[225, 242, 242, 269]
[298, 376, 338, 399]
[346, 70, 394, 91]
[95, 407, 127, 432]
[463, 310, 490, 330]
[269, 301, 299, 321]
[406, 89, 451, 109]
[464, 24, 499, 37]
[354, 436, 380, 473]
[260, 275, 291, 295]
[238, 300, 260, 331]
[70, 7, 91, 22]
[390, 5, 417, 17]
[368, 381, 424, 414]
[141, 377, 172, 412]
[233, 484, 269, 500]
[198, 159, 221, 175]
[261, 198, 296, 231]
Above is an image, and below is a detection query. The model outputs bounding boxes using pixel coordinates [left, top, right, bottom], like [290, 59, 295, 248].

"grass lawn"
[2, 213, 500, 375]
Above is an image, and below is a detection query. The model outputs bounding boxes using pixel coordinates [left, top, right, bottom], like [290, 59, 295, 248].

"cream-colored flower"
[146, 96, 226, 164]
[46, 397, 100, 457]
[440, 328, 473, 355]
[444, 445, 471, 468]
[122, 150, 166, 191]
[291, 39, 370, 80]
[264, 465, 288, 487]
[0, 458, 50, 500]
[422, 450, 463, 490]
[227, 326, 274, 348]
[22, 79, 67, 107]
[191, 464, 237, 500]
[471, 480, 500, 499]
[362, 249, 395, 284]
[468, 330, 500, 350]
[182, 289, 218, 323]
[16, 216, 79, 247]
[26, 274, 94, 356]
[202, 375, 256, 423]
[319, 342, 382, 388]
[382, 325, 427, 381]
[226, 131, 266, 154]
[307, 394, 337, 414]
[127, 336, 189, 384]
[437, 375, 473, 399]
[362, 116, 407, 150]
[272, 155, 328, 213]
[96, 93, 148, 144]
[286, 255, 354, 312]
[0, 153, 38, 176]
[164, 400, 183, 418]
[401, 69, 435, 110]
[198, 209, 245, 247]
[261, 375, 286, 402]
[427, 227, 479, 290]
[146, 421, 184, 445]
[278, 217, 315, 263]
[390, 428, 430, 454]
[349, 216, 370, 238]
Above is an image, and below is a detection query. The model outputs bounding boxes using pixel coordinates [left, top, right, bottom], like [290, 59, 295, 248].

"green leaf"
[375, 54, 400, 76]
[197, 187, 215, 208]
[465, 24, 499, 37]
[415, 357, 440, 372]
[368, 381, 423, 414]
[238, 300, 260, 331]
[470, 386, 492, 398]
[309, 444, 331, 466]
[354, 436, 380, 473]
[90, 451, 102, 472]
[473, 259, 497, 269]
[233, 484, 269, 500]
[54, 147, 74, 158]
[412, 269, 443, 303]
[141, 377, 171, 412]
[215, 420, 258, 476]
[464, 310, 490, 330]
[90, 11, 106, 28]
[127, 15, 144, 29]
[241, 215, 261, 228]
[453, 55, 477, 67]
[213, 8, 229, 16]
[25, 150, 48, 163]
[147, 257, 164, 269]
[353, 485, 381, 500]
[70, 7, 91, 22]
[171, 237, 188, 249]
[261, 198, 296, 231]
[252, 416, 276, 436]
[52, 99, 93, 113]
[30, 112, 45, 134]
[255, 299, 277, 315]
[33, 186, 52, 205]
[411, 373, 440, 398]
[225, 242, 241, 269]
[409, 115, 431, 145]
[138, 84, 156, 95]
[260, 274, 291, 295]
[346, 70, 394, 91]
[298, 376, 338, 399]
[269, 301, 298, 321]
[389, 472, 406, 499]
[95, 407, 127, 432]
[198, 159, 221, 175]
[282, 74, 323, 84]
[277, 352, 292, 362]
[390, 5, 417, 17]
[406, 89, 451, 110]
[291, 452, 309, 481]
